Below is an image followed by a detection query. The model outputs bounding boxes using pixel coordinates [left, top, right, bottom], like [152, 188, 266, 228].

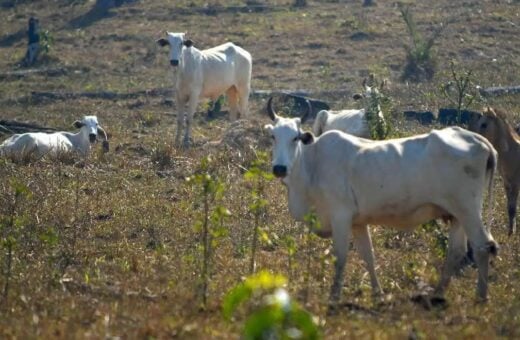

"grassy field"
[1, 0, 520, 338]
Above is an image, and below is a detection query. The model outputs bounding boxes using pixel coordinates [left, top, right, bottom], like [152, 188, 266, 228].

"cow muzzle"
[170, 60, 179, 67]
[273, 165, 287, 178]
[89, 134, 97, 143]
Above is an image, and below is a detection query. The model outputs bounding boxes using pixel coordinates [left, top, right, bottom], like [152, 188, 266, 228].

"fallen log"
[28, 88, 172, 102]
[479, 85, 520, 97]
[0, 67, 86, 81]
[403, 111, 436, 125]
[0, 119, 57, 135]
[437, 108, 480, 125]
[278, 92, 330, 119]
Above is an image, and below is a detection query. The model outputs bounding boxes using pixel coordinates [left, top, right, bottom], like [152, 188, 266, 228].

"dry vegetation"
[1, 0, 520, 338]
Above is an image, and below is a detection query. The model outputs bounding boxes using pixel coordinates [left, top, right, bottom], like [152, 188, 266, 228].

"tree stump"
[23, 17, 40, 66]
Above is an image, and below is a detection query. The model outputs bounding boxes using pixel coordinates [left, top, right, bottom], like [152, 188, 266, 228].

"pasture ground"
[0, 0, 519, 338]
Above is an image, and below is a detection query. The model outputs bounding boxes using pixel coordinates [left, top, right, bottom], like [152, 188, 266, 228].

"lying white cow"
[312, 83, 386, 139]
[157, 32, 252, 147]
[264, 97, 498, 305]
[0, 115, 109, 160]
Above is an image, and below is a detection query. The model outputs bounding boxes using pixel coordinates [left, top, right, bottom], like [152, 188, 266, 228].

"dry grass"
[0, 0, 520, 338]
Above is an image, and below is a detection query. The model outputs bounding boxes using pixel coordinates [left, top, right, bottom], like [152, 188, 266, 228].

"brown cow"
[469, 107, 520, 235]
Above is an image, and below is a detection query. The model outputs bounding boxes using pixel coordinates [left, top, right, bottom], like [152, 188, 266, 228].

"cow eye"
[293, 137, 299, 142]
[481, 122, 487, 130]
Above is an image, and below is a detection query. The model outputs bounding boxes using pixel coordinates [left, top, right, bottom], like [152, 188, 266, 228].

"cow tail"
[485, 148, 497, 232]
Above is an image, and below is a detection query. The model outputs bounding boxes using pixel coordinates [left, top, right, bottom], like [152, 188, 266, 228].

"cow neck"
[65, 129, 90, 155]
[179, 46, 201, 73]
[286, 141, 309, 187]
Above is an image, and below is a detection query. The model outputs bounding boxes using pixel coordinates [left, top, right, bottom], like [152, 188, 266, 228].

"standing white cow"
[264, 98, 498, 306]
[157, 32, 252, 147]
[0, 115, 109, 161]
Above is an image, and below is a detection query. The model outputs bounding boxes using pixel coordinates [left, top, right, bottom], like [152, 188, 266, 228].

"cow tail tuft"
[485, 148, 497, 232]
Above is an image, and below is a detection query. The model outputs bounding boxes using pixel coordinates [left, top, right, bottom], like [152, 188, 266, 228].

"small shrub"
[366, 89, 391, 140]
[39, 30, 54, 54]
[187, 156, 230, 308]
[244, 151, 274, 274]
[439, 60, 481, 125]
[302, 212, 322, 304]
[400, 6, 442, 82]
[360, 75, 392, 140]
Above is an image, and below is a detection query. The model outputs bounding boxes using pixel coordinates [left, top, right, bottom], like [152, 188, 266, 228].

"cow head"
[264, 97, 314, 179]
[156, 32, 194, 67]
[73, 116, 109, 151]
[468, 107, 512, 153]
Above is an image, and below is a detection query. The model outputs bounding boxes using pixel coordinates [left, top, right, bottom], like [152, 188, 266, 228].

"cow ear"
[156, 38, 169, 47]
[73, 120, 84, 129]
[353, 93, 363, 100]
[299, 131, 315, 145]
[183, 39, 194, 47]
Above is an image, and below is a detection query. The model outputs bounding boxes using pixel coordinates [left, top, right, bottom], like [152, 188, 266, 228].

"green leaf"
[243, 306, 283, 340]
[222, 284, 253, 320]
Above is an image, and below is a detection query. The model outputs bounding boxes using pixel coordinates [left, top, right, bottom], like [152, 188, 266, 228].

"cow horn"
[300, 99, 313, 124]
[97, 126, 109, 152]
[267, 97, 278, 121]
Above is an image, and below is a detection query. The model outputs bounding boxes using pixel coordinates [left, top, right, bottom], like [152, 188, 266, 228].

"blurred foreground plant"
[223, 271, 320, 339]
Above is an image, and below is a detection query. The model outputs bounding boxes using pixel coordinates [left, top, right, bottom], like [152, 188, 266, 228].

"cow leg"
[175, 96, 185, 146]
[457, 213, 497, 301]
[435, 219, 467, 297]
[184, 99, 198, 148]
[237, 84, 250, 119]
[329, 212, 353, 306]
[226, 86, 239, 121]
[352, 224, 382, 296]
[505, 182, 518, 235]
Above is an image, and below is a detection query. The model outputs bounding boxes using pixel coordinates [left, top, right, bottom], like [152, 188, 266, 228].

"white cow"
[0, 115, 108, 161]
[157, 32, 252, 147]
[312, 84, 386, 139]
[264, 98, 498, 306]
